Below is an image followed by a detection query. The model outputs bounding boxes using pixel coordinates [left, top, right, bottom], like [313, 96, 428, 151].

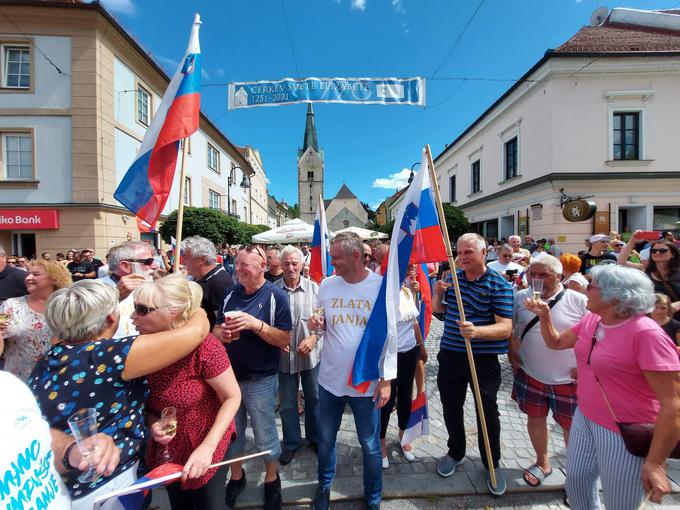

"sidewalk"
[152, 317, 680, 508]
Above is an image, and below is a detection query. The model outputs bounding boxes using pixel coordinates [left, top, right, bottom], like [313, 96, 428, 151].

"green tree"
[288, 203, 300, 219]
[361, 201, 377, 224]
[442, 203, 470, 243]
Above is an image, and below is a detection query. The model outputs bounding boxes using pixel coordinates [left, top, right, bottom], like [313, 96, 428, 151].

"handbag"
[588, 325, 680, 458]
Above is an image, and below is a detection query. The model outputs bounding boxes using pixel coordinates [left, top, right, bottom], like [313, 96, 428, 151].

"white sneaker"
[401, 444, 416, 462]
[382, 456, 389, 469]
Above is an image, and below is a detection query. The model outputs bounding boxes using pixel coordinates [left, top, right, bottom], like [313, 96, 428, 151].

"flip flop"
[522, 463, 553, 487]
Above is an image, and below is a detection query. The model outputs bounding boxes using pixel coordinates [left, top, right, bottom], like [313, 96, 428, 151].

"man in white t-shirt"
[309, 232, 392, 510]
[509, 255, 587, 488]
[487, 244, 524, 282]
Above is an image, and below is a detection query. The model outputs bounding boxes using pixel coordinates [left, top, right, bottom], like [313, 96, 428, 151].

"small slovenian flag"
[114, 14, 202, 227]
[94, 463, 183, 509]
[400, 390, 429, 447]
[310, 195, 332, 284]
[349, 148, 444, 391]
[416, 263, 433, 340]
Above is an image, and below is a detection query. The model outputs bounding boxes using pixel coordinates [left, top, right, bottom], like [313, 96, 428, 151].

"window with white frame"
[449, 175, 456, 202]
[504, 136, 518, 181]
[207, 143, 220, 173]
[183, 176, 191, 206]
[2, 133, 33, 179]
[136, 85, 151, 126]
[471, 160, 481, 194]
[2, 45, 30, 88]
[613, 111, 640, 160]
[208, 189, 221, 210]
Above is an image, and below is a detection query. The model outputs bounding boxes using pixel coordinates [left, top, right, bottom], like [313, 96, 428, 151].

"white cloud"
[372, 168, 411, 189]
[351, 0, 366, 11]
[100, 0, 135, 15]
[392, 0, 406, 15]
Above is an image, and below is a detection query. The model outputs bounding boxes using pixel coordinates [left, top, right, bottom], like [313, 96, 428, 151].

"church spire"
[302, 103, 318, 153]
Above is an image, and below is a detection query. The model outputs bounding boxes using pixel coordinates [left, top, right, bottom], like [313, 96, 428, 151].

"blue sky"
[100, 0, 668, 211]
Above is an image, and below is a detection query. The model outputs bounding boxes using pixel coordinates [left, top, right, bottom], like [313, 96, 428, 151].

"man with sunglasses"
[579, 235, 617, 275]
[100, 241, 158, 338]
[213, 244, 292, 510]
[487, 244, 524, 283]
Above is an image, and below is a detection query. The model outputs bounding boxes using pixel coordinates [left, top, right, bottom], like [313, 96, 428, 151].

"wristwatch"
[61, 441, 78, 470]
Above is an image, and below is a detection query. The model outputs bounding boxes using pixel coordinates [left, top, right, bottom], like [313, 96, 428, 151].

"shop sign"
[0, 209, 59, 230]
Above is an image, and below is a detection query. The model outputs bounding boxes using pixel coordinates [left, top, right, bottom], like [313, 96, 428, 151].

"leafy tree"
[288, 203, 300, 219]
[379, 219, 395, 235]
[442, 203, 470, 243]
[361, 201, 377, 224]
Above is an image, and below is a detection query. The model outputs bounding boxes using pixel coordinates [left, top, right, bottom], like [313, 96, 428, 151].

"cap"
[589, 234, 610, 244]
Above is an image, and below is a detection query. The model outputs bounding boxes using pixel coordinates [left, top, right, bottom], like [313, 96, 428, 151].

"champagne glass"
[312, 306, 325, 337]
[67, 408, 101, 483]
[531, 279, 544, 300]
[158, 406, 177, 464]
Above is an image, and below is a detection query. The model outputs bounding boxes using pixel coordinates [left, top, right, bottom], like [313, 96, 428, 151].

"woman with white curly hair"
[525, 264, 680, 509]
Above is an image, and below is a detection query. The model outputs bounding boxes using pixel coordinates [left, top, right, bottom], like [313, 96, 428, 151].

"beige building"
[238, 145, 269, 226]
[0, 1, 255, 258]
[325, 184, 368, 231]
[434, 7, 680, 252]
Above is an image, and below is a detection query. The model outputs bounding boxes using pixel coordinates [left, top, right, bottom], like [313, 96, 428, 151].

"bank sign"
[0, 209, 59, 229]
[228, 77, 425, 110]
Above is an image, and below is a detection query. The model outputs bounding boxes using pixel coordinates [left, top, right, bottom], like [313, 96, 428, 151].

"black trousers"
[436, 349, 501, 469]
[380, 345, 420, 438]
[164, 461, 228, 510]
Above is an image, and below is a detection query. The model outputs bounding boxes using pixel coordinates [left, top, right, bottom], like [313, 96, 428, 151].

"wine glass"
[67, 408, 101, 483]
[158, 406, 177, 464]
[312, 307, 325, 338]
[531, 279, 544, 300]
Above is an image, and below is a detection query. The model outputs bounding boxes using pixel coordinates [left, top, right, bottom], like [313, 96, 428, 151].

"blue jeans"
[278, 365, 320, 450]
[230, 374, 281, 463]
[317, 385, 382, 506]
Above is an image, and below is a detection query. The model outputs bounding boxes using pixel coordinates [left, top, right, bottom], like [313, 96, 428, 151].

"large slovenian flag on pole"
[349, 148, 443, 391]
[310, 195, 332, 284]
[94, 463, 183, 509]
[114, 14, 202, 226]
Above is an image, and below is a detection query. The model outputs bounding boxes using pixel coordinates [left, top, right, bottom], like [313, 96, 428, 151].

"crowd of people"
[1, 227, 680, 510]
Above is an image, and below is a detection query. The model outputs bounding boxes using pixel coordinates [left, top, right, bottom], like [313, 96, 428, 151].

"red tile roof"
[556, 24, 680, 53]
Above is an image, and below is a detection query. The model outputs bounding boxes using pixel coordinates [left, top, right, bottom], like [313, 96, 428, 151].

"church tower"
[297, 104, 324, 224]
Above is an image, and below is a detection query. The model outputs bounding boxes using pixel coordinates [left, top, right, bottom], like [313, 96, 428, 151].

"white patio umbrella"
[334, 226, 388, 240]
[251, 218, 315, 244]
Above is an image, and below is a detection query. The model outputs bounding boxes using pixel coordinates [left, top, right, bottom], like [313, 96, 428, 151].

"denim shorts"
[229, 374, 281, 463]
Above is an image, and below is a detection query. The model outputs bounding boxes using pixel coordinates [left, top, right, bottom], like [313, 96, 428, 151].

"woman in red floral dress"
[132, 274, 241, 510]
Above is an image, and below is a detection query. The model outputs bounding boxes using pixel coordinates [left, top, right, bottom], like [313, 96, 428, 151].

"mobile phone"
[506, 269, 518, 276]
[638, 231, 661, 241]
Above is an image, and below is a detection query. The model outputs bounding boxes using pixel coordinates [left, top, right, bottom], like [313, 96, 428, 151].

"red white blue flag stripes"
[310, 196, 332, 284]
[114, 15, 201, 227]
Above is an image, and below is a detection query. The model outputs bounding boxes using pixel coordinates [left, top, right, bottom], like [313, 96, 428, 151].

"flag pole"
[424, 144, 497, 490]
[173, 137, 189, 273]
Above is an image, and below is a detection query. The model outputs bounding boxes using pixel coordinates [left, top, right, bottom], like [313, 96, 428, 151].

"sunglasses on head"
[242, 245, 265, 261]
[363, 253, 372, 258]
[126, 258, 155, 266]
[650, 248, 670, 254]
[133, 303, 164, 316]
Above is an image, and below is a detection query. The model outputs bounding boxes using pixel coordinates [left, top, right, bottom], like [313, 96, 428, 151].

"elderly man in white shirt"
[487, 243, 525, 283]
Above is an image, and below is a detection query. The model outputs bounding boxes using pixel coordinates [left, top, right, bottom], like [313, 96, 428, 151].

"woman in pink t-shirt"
[525, 265, 680, 509]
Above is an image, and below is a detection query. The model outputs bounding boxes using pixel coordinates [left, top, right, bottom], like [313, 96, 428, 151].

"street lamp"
[227, 164, 251, 219]
[408, 162, 420, 184]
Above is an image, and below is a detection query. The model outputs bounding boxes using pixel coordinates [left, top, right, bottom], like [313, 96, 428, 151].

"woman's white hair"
[529, 255, 563, 276]
[133, 274, 203, 326]
[457, 233, 486, 251]
[590, 264, 655, 316]
[44, 280, 119, 343]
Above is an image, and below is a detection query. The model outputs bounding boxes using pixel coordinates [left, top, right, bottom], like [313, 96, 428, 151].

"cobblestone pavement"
[151, 317, 680, 508]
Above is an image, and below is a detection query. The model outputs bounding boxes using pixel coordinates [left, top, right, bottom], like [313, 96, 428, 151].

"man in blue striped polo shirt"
[432, 233, 513, 496]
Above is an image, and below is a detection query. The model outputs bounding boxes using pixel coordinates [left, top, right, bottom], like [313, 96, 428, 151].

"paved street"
[151, 317, 680, 508]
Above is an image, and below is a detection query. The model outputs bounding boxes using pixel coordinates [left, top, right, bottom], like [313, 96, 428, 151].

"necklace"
[594, 315, 636, 341]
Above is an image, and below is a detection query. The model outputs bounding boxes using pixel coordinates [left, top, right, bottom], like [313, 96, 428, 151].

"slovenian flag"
[350, 149, 444, 391]
[94, 463, 183, 509]
[114, 14, 202, 227]
[416, 263, 433, 339]
[310, 195, 332, 284]
[400, 390, 429, 447]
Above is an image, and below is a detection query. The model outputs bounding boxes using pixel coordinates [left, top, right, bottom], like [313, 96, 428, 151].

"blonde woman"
[0, 259, 72, 380]
[132, 274, 241, 510]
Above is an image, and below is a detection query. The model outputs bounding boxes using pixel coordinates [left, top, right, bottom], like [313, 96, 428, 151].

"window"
[449, 175, 456, 202]
[471, 160, 480, 194]
[613, 112, 640, 160]
[307, 171, 314, 180]
[208, 189, 221, 210]
[231, 199, 237, 215]
[504, 137, 518, 180]
[207, 143, 220, 173]
[3, 133, 33, 179]
[179, 137, 191, 154]
[2, 45, 30, 88]
[136, 85, 151, 126]
[183, 176, 191, 206]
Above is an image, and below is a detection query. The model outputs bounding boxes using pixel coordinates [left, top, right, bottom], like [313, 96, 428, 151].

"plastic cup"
[224, 311, 241, 340]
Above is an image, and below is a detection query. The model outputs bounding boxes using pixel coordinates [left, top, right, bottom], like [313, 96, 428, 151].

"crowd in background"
[1, 226, 680, 510]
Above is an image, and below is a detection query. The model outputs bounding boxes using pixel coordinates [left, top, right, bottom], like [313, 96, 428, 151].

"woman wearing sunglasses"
[132, 274, 241, 510]
[644, 239, 680, 320]
[524, 265, 680, 509]
[27, 279, 210, 510]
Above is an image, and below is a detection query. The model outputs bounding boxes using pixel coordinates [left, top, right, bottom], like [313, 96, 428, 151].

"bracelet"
[62, 441, 78, 470]
[258, 320, 264, 334]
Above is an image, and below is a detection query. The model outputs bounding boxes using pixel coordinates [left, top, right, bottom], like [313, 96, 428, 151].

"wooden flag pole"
[173, 137, 189, 273]
[424, 144, 497, 490]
